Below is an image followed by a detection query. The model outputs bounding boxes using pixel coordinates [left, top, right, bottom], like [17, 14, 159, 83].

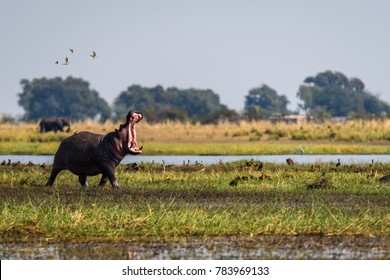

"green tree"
[18, 76, 111, 121]
[113, 85, 230, 123]
[113, 85, 167, 121]
[298, 71, 390, 118]
[167, 87, 225, 120]
[200, 107, 240, 124]
[159, 108, 189, 122]
[244, 84, 290, 119]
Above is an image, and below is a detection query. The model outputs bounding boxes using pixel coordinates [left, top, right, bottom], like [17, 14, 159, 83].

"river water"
[1, 154, 390, 165]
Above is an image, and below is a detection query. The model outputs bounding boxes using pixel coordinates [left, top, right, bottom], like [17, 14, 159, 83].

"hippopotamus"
[39, 118, 71, 133]
[45, 111, 143, 189]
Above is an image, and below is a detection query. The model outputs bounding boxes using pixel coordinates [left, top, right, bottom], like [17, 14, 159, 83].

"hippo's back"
[53, 131, 105, 175]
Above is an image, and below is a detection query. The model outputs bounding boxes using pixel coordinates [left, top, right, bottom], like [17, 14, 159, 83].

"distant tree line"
[17, 71, 390, 123]
[113, 85, 239, 123]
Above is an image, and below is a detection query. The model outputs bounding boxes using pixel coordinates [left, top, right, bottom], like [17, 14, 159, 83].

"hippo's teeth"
[128, 146, 142, 154]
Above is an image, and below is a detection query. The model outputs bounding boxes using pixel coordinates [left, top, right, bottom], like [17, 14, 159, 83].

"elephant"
[45, 111, 143, 189]
[39, 118, 71, 133]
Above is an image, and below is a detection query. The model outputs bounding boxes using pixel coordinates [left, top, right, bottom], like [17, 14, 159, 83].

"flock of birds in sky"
[55, 49, 97, 65]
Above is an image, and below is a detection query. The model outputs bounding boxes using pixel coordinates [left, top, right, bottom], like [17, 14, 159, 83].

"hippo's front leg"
[102, 167, 120, 188]
[110, 179, 120, 188]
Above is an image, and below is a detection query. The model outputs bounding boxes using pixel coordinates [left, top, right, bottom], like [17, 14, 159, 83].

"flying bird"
[69, 49, 74, 53]
[62, 57, 69, 65]
[55, 61, 59, 64]
[90, 51, 97, 59]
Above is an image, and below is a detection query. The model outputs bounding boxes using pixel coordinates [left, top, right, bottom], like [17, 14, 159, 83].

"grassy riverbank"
[1, 141, 390, 155]
[1, 161, 389, 243]
[2, 119, 390, 155]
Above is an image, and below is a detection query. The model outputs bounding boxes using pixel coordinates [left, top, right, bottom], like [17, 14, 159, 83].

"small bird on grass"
[245, 159, 254, 167]
[286, 158, 295, 165]
[255, 161, 264, 171]
[307, 172, 332, 189]
[229, 176, 241, 186]
[378, 174, 390, 183]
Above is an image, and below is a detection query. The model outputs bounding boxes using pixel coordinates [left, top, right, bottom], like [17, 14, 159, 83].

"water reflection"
[1, 154, 390, 165]
[1, 236, 389, 260]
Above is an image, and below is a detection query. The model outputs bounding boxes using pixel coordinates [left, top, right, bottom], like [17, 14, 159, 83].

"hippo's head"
[118, 111, 143, 155]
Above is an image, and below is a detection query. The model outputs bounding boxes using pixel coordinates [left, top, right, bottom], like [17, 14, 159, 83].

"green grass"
[140, 141, 390, 155]
[2, 120, 390, 155]
[1, 120, 390, 244]
[1, 141, 390, 155]
[1, 162, 389, 243]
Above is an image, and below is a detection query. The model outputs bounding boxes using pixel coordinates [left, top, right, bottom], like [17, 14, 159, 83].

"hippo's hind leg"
[98, 175, 108, 188]
[46, 168, 62, 187]
[78, 175, 89, 190]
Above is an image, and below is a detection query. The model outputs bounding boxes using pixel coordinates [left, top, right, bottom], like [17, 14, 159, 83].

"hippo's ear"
[118, 123, 126, 131]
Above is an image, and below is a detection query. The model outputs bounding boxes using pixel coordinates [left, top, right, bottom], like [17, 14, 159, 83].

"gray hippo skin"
[45, 111, 143, 189]
[39, 118, 71, 133]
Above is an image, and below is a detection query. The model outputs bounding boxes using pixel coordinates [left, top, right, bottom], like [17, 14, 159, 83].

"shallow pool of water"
[1, 235, 389, 260]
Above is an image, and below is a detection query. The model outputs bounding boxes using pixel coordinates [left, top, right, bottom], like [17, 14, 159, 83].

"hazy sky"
[1, 0, 390, 117]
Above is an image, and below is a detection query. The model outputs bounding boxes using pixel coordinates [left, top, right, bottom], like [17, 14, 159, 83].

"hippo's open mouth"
[128, 112, 143, 154]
